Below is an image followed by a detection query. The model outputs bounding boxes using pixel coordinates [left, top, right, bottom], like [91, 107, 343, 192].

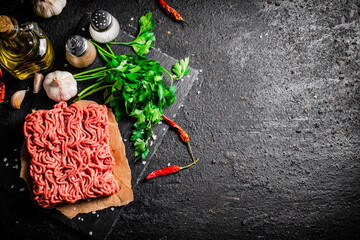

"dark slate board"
[0, 26, 199, 239]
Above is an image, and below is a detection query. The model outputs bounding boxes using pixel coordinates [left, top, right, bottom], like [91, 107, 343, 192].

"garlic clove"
[43, 71, 77, 102]
[32, 0, 67, 19]
[11, 88, 29, 109]
[33, 73, 44, 94]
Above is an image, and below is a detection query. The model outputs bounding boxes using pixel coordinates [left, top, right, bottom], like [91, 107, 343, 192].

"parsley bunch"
[73, 13, 190, 161]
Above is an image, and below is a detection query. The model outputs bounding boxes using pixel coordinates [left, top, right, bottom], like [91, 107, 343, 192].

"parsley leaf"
[172, 57, 190, 79]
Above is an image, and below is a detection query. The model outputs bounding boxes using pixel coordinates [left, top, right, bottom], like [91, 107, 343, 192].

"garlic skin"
[11, 88, 29, 109]
[43, 71, 77, 102]
[33, 73, 44, 93]
[32, 0, 67, 19]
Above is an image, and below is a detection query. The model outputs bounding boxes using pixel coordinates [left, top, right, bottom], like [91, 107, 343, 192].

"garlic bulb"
[11, 88, 29, 109]
[32, 0, 67, 18]
[43, 71, 77, 102]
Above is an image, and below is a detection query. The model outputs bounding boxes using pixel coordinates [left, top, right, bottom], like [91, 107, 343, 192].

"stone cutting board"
[0, 25, 199, 239]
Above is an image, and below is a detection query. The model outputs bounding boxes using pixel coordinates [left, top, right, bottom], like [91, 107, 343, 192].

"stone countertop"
[1, 0, 360, 239]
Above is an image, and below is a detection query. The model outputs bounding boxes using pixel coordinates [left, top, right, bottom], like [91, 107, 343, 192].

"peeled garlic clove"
[43, 71, 77, 102]
[33, 73, 44, 94]
[11, 88, 29, 109]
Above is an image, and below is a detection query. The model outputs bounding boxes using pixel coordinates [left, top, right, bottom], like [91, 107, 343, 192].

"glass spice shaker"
[89, 10, 120, 43]
[0, 15, 54, 80]
[65, 35, 96, 68]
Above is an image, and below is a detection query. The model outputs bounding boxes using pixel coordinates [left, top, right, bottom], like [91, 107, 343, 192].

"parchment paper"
[20, 100, 133, 219]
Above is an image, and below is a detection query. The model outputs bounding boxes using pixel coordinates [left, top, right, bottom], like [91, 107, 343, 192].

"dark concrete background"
[1, 0, 360, 239]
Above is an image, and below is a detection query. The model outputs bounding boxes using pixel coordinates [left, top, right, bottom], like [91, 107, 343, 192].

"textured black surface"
[1, 0, 360, 239]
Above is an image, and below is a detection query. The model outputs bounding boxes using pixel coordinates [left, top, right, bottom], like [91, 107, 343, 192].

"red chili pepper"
[0, 69, 5, 103]
[157, 0, 190, 26]
[146, 158, 199, 180]
[162, 114, 196, 162]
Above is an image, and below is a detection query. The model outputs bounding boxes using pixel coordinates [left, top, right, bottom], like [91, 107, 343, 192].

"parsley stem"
[73, 84, 112, 102]
[162, 67, 174, 87]
[108, 41, 132, 46]
[106, 43, 115, 57]
[89, 40, 115, 59]
[74, 73, 105, 81]
[77, 78, 105, 97]
[73, 66, 106, 77]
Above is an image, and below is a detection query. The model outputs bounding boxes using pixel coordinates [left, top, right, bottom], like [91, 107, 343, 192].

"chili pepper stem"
[181, 18, 190, 26]
[179, 158, 199, 170]
[187, 141, 196, 163]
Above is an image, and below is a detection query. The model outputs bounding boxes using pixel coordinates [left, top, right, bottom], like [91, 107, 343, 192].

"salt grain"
[167, 163, 171, 166]
[180, 104, 184, 108]
[181, 78, 184, 82]
[142, 161, 146, 165]
[82, 27, 85, 31]
[13, 149, 17, 152]
[89, 231, 93, 236]
[124, 139, 128, 142]
[173, 114, 176, 118]
[11, 185, 14, 189]
[64, 64, 68, 67]
[197, 91, 201, 94]
[5, 163, 9, 167]
[15, 158, 18, 162]
[73, 207, 77, 211]
[92, 211, 96, 214]
[149, 141, 153, 146]
[4, 158, 7, 162]
[111, 207, 114, 211]
[19, 188, 25, 192]
[130, 17, 134, 21]
[152, 135, 157, 140]
[199, 69, 203, 73]
[158, 121, 162, 125]
[13, 164, 19, 169]
[96, 214, 99, 217]
[163, 128, 166, 131]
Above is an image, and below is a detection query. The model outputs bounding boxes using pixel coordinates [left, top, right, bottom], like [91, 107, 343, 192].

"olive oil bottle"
[0, 15, 54, 80]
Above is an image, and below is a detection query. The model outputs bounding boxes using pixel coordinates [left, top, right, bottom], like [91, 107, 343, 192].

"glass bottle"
[0, 15, 55, 80]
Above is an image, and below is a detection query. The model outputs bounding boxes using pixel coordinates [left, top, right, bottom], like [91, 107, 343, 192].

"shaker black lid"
[90, 10, 112, 32]
[65, 35, 88, 57]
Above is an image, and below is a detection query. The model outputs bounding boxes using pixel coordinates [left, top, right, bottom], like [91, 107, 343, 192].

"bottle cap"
[0, 15, 13, 34]
[90, 10, 112, 32]
[65, 35, 88, 57]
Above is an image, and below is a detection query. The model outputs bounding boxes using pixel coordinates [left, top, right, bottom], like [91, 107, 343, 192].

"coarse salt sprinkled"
[124, 139, 128, 142]
[152, 135, 157, 140]
[92, 211, 96, 214]
[13, 149, 17, 152]
[130, 17, 134, 21]
[5, 163, 9, 167]
[142, 161, 146, 165]
[197, 91, 201, 94]
[111, 207, 114, 211]
[149, 141, 153, 147]
[167, 163, 171, 166]
[4, 158, 7, 162]
[89, 231, 93, 236]
[13, 165, 19, 169]
[19, 188, 25, 192]
[11, 185, 14, 189]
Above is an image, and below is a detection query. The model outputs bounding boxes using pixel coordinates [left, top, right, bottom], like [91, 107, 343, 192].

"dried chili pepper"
[0, 69, 5, 103]
[157, 0, 190, 26]
[162, 114, 196, 162]
[146, 158, 199, 180]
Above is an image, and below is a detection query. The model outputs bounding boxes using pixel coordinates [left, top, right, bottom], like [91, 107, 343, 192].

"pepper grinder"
[65, 35, 96, 68]
[89, 10, 120, 43]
